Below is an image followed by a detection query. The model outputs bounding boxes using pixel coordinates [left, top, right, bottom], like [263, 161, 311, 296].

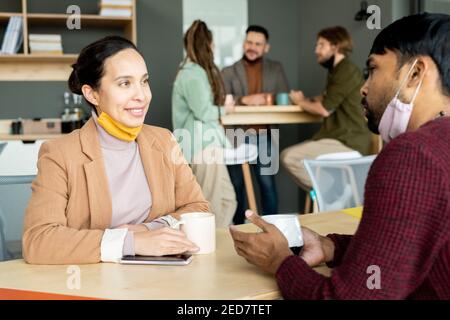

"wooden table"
[221, 106, 322, 126]
[0, 211, 359, 300]
[221, 106, 322, 214]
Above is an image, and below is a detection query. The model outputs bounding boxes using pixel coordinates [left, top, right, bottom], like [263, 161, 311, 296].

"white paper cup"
[262, 214, 303, 248]
[179, 212, 216, 254]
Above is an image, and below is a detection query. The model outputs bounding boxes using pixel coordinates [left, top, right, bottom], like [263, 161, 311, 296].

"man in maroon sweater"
[230, 13, 450, 299]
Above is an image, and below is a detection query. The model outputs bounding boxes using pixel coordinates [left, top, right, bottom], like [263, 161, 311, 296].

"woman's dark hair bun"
[68, 64, 82, 95]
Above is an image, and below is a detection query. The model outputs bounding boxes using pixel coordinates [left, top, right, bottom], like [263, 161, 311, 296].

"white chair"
[0, 175, 36, 261]
[303, 155, 376, 213]
[0, 140, 42, 260]
[302, 151, 362, 213]
[0, 142, 6, 155]
[0, 140, 43, 176]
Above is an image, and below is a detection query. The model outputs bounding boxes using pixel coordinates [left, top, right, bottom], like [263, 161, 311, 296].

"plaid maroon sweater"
[276, 117, 450, 300]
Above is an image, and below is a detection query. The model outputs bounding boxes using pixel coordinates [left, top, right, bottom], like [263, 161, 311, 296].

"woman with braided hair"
[172, 20, 237, 228]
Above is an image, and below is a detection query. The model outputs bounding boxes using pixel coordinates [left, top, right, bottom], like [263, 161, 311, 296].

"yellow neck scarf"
[97, 111, 143, 142]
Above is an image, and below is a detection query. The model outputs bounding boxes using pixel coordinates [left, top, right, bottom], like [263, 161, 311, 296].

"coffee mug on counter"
[262, 214, 303, 254]
[265, 93, 275, 106]
[276, 93, 291, 106]
[179, 212, 216, 254]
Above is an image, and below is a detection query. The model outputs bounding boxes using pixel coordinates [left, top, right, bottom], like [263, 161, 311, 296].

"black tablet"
[120, 254, 193, 266]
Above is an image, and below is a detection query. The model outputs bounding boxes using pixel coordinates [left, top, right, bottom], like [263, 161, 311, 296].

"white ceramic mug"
[179, 212, 216, 254]
[262, 214, 303, 248]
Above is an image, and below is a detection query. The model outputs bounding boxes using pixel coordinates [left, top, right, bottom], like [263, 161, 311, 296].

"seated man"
[222, 25, 289, 223]
[281, 26, 372, 191]
[230, 13, 450, 299]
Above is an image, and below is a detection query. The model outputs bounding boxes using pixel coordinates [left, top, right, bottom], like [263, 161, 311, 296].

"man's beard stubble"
[319, 54, 335, 71]
[363, 97, 381, 134]
[362, 98, 380, 134]
[362, 90, 394, 135]
[243, 51, 263, 64]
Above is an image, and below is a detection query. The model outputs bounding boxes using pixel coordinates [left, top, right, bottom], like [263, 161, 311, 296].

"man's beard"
[243, 52, 263, 65]
[362, 85, 397, 134]
[319, 54, 335, 70]
[362, 97, 380, 134]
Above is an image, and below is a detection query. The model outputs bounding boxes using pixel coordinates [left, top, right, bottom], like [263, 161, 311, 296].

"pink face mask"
[378, 59, 423, 143]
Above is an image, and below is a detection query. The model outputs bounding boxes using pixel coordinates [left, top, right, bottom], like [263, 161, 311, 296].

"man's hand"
[300, 227, 335, 267]
[290, 90, 330, 117]
[241, 93, 268, 106]
[229, 210, 293, 275]
[313, 94, 324, 102]
[289, 90, 306, 105]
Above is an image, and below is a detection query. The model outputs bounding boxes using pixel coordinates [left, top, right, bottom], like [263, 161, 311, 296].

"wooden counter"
[221, 106, 322, 126]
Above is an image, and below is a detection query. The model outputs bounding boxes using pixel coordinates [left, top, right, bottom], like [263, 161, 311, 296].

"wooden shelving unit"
[0, 53, 78, 62]
[0, 13, 23, 22]
[0, 0, 137, 81]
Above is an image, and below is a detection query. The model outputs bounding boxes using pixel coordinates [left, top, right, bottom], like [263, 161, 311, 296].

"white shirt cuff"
[122, 231, 135, 256]
[101, 229, 128, 263]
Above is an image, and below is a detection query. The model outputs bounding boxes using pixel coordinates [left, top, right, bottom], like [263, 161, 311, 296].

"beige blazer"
[23, 118, 210, 265]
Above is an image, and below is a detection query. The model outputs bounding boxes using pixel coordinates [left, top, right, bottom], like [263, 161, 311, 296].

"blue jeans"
[227, 131, 278, 225]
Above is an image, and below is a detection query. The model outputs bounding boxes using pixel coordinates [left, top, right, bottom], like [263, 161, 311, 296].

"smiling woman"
[22, 36, 210, 265]
[68, 37, 150, 138]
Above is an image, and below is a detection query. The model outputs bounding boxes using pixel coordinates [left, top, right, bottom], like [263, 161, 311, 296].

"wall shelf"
[27, 13, 133, 27]
[0, 53, 78, 62]
[0, 0, 137, 81]
[0, 13, 23, 22]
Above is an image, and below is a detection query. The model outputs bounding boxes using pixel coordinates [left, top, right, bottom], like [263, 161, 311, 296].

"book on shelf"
[28, 34, 63, 55]
[99, 0, 132, 17]
[0, 17, 14, 54]
[29, 34, 62, 43]
[99, 8, 132, 17]
[100, 0, 133, 6]
[0, 16, 23, 55]
[29, 42, 63, 52]
[100, 4, 133, 9]
[100, 5, 133, 11]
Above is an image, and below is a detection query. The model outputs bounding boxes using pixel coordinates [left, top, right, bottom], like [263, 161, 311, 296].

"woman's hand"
[134, 227, 199, 256]
[299, 227, 335, 267]
[116, 224, 148, 233]
[225, 105, 235, 115]
[224, 94, 235, 114]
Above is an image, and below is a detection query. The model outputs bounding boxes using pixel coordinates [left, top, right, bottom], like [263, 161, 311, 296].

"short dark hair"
[246, 25, 269, 41]
[317, 26, 353, 56]
[68, 36, 141, 107]
[370, 13, 450, 96]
